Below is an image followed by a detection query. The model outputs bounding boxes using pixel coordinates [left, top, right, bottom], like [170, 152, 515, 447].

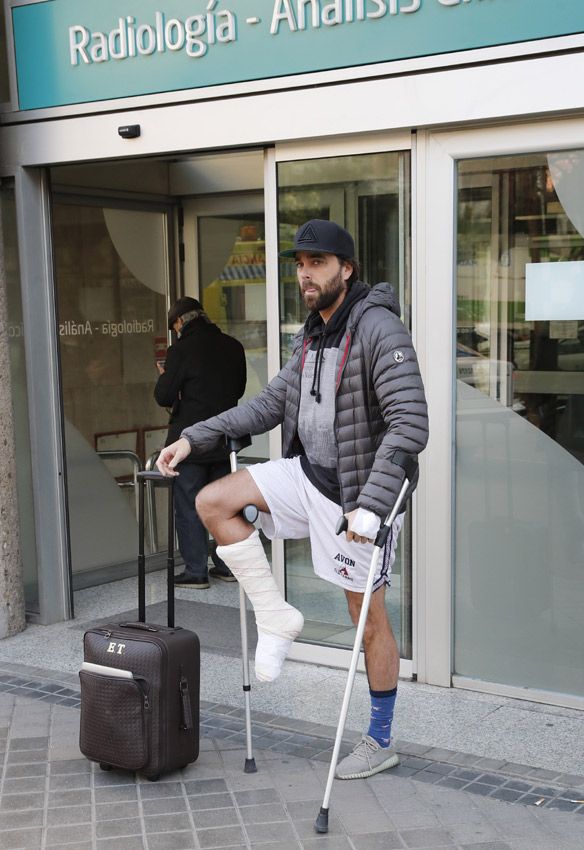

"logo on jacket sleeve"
[393, 350, 405, 363]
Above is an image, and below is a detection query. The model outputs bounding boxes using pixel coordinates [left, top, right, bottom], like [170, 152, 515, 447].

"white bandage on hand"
[350, 508, 381, 539]
[215, 530, 304, 682]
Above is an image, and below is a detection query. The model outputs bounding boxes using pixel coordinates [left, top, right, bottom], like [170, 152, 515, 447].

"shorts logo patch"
[334, 552, 355, 581]
[393, 350, 405, 363]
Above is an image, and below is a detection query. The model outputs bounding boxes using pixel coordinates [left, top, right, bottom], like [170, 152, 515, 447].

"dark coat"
[154, 318, 246, 463]
[181, 283, 428, 518]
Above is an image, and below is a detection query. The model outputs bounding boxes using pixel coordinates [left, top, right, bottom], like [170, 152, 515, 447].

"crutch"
[315, 454, 418, 834]
[225, 434, 259, 774]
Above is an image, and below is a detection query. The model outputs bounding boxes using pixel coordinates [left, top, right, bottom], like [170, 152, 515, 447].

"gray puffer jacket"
[181, 283, 428, 519]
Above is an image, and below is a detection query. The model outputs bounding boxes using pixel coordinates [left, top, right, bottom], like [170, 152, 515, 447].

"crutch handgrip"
[335, 514, 390, 547]
[225, 434, 252, 453]
[243, 504, 259, 523]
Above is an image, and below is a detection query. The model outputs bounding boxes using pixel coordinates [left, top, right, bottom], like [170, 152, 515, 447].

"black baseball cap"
[167, 296, 202, 329]
[279, 219, 355, 259]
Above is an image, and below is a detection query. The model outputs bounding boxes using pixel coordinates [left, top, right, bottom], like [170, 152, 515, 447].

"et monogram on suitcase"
[79, 471, 200, 780]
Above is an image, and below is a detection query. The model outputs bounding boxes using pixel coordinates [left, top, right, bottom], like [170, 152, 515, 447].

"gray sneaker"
[335, 735, 399, 780]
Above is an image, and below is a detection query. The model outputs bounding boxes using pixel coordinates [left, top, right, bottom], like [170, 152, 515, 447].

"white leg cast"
[216, 530, 304, 682]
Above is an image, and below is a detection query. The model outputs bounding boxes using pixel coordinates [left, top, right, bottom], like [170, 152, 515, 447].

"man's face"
[295, 251, 352, 314]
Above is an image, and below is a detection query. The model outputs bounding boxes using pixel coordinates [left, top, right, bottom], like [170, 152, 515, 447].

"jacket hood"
[348, 282, 401, 331]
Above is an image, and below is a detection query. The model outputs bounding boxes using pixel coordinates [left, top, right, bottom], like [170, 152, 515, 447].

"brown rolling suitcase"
[79, 472, 200, 780]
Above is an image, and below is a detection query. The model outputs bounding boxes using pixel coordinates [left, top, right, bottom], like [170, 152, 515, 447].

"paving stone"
[197, 826, 246, 848]
[47, 790, 91, 807]
[8, 738, 48, 751]
[400, 827, 453, 847]
[192, 807, 240, 829]
[2, 765, 46, 780]
[98, 839, 144, 850]
[460, 844, 512, 850]
[143, 812, 192, 833]
[95, 801, 140, 820]
[183, 778, 227, 796]
[0, 828, 43, 849]
[2, 777, 45, 795]
[48, 760, 90, 775]
[0, 793, 45, 811]
[245, 820, 298, 844]
[142, 796, 189, 816]
[465, 784, 495, 797]
[0, 810, 44, 830]
[239, 802, 287, 824]
[94, 785, 138, 803]
[188, 792, 233, 811]
[95, 817, 143, 839]
[490, 788, 524, 803]
[349, 835, 406, 850]
[45, 804, 92, 826]
[233, 787, 278, 806]
[45, 825, 95, 846]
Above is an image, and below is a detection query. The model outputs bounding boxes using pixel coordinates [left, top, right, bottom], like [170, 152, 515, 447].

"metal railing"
[96, 450, 143, 518]
[97, 449, 165, 555]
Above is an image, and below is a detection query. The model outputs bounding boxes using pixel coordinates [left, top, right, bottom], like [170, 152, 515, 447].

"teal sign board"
[9, 0, 584, 111]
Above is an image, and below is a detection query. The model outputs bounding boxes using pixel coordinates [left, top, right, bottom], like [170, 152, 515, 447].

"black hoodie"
[298, 282, 370, 503]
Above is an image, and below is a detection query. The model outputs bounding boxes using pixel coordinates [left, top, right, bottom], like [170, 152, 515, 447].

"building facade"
[1, 0, 583, 709]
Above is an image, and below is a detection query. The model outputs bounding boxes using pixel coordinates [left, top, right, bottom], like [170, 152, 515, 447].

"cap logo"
[297, 223, 318, 244]
[393, 350, 405, 363]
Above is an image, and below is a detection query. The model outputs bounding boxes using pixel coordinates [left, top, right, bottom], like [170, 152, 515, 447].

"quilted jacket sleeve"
[357, 309, 429, 517]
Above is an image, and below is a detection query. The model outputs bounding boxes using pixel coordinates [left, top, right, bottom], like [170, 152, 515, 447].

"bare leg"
[196, 469, 269, 545]
[197, 468, 303, 682]
[344, 586, 399, 691]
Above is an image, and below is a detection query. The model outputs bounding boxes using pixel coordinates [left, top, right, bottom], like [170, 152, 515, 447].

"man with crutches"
[157, 219, 428, 780]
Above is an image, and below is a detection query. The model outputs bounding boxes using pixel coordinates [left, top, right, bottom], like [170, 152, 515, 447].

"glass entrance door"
[454, 151, 584, 697]
[51, 199, 172, 587]
[276, 149, 414, 661]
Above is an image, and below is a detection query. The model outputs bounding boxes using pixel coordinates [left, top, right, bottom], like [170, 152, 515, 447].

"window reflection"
[455, 152, 584, 697]
[277, 151, 413, 659]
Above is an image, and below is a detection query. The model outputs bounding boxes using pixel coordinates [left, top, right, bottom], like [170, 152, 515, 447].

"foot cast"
[216, 530, 304, 682]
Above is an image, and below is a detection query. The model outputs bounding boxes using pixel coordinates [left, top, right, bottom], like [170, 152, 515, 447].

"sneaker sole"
[174, 582, 210, 589]
[335, 752, 399, 780]
[210, 575, 237, 583]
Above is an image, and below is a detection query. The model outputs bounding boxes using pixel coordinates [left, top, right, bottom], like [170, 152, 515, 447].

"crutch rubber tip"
[314, 807, 329, 834]
[244, 758, 257, 774]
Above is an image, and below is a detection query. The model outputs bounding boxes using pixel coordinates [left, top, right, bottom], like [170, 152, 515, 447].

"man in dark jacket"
[154, 297, 246, 588]
[157, 222, 428, 779]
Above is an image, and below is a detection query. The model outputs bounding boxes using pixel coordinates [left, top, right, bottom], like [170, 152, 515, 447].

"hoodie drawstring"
[310, 330, 326, 404]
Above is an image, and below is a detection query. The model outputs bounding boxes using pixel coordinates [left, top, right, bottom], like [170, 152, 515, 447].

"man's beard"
[301, 269, 345, 312]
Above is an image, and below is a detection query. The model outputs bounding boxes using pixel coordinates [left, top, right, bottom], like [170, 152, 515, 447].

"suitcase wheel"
[147, 774, 160, 782]
[99, 763, 112, 772]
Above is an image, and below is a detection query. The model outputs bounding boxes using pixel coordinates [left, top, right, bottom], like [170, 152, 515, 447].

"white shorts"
[247, 457, 403, 593]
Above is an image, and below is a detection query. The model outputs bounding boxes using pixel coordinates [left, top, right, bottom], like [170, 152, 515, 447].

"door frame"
[420, 116, 584, 708]
[274, 132, 417, 678]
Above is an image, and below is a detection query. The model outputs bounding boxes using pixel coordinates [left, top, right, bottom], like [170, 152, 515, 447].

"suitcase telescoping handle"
[137, 471, 175, 628]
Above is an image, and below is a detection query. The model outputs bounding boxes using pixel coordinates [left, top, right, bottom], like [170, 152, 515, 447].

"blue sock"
[367, 687, 397, 748]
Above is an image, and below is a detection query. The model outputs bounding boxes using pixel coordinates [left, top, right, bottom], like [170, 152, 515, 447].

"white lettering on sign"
[59, 319, 155, 337]
[69, 5, 236, 65]
[270, 0, 428, 33]
[69, 0, 492, 66]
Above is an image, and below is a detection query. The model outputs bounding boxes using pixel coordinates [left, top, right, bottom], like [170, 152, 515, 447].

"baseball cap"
[279, 219, 355, 259]
[167, 296, 203, 329]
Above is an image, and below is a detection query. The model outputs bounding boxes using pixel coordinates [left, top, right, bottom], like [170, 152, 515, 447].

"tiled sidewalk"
[0, 664, 583, 849]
